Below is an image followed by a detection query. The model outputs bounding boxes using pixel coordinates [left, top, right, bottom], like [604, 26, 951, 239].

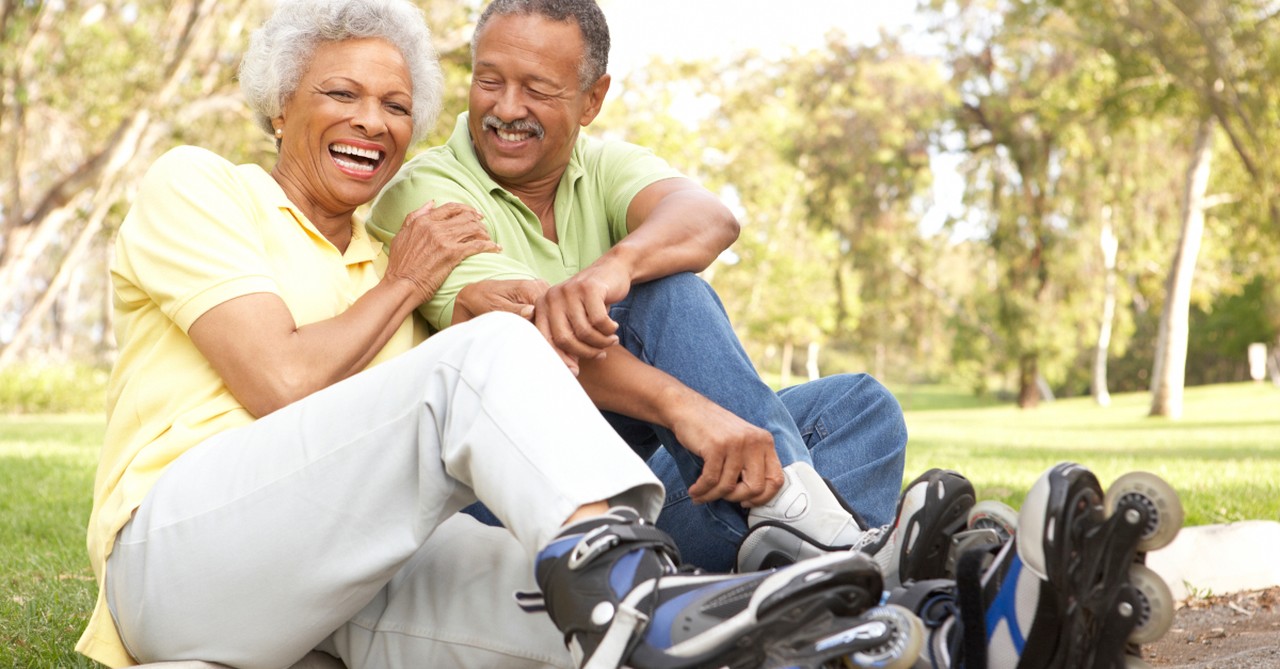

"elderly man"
[370, 0, 933, 578]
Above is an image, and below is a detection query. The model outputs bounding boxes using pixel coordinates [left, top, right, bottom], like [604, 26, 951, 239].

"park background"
[2, 0, 1279, 665]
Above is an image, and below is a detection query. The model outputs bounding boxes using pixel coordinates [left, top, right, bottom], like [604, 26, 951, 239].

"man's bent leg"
[613, 276, 907, 570]
[609, 274, 810, 558]
[776, 373, 908, 528]
[610, 273, 810, 471]
[647, 375, 907, 571]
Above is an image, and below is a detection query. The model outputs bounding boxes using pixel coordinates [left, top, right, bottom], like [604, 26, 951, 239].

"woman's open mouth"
[329, 142, 385, 176]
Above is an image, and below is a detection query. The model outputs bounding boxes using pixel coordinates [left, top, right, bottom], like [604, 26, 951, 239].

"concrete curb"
[1147, 521, 1280, 602]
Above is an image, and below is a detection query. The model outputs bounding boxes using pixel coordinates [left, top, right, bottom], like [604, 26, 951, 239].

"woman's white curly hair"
[239, 0, 444, 145]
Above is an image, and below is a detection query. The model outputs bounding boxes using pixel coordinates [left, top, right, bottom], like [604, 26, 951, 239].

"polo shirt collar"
[237, 162, 378, 264]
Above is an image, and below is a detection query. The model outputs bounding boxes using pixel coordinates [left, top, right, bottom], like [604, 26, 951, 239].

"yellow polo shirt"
[76, 145, 419, 667]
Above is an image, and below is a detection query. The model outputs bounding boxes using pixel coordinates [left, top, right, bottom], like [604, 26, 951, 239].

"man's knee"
[847, 374, 905, 423]
[619, 272, 724, 318]
[788, 373, 907, 446]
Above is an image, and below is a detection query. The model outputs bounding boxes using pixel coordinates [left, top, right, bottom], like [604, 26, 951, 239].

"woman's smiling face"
[274, 38, 414, 213]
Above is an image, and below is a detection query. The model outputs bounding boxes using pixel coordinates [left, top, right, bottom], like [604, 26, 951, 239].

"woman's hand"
[384, 201, 499, 305]
[190, 201, 497, 417]
[453, 278, 549, 324]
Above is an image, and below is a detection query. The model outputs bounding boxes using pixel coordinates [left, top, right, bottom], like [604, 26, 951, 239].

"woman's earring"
[275, 128, 283, 139]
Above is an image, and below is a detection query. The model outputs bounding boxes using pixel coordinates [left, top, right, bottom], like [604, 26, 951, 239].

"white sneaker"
[737, 464, 977, 590]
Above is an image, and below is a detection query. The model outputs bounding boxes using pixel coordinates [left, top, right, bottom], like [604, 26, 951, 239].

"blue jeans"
[466, 273, 907, 571]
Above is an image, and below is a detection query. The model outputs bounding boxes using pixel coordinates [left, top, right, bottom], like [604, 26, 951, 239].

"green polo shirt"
[368, 112, 683, 330]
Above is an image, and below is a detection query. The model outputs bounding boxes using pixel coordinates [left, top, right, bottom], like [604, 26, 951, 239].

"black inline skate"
[889, 462, 1182, 668]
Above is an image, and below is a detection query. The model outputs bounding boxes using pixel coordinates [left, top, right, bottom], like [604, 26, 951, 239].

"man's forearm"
[615, 186, 739, 284]
[575, 344, 694, 427]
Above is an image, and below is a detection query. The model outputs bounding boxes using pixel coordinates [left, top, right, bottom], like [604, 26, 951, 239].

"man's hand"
[534, 259, 631, 370]
[667, 395, 785, 507]
[454, 278, 549, 324]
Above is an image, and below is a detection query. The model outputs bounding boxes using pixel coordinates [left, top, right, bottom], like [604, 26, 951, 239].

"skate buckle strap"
[513, 590, 546, 613]
[569, 525, 620, 570]
[568, 523, 681, 570]
[581, 601, 649, 669]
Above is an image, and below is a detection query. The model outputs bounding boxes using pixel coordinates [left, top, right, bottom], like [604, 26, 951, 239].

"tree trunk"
[1093, 207, 1118, 407]
[806, 341, 821, 381]
[0, 174, 127, 367]
[780, 341, 794, 388]
[1150, 116, 1215, 419]
[1017, 353, 1040, 408]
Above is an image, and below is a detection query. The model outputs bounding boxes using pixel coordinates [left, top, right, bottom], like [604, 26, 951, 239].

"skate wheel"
[846, 605, 924, 669]
[1105, 472, 1183, 552]
[968, 500, 1018, 540]
[1126, 563, 1175, 645]
[1124, 656, 1154, 669]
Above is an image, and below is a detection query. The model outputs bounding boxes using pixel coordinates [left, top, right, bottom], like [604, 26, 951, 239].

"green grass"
[904, 382, 1280, 525]
[1, 415, 102, 668]
[2, 382, 1277, 666]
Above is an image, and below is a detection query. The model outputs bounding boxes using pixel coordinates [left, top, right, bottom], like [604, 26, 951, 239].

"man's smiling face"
[467, 13, 609, 193]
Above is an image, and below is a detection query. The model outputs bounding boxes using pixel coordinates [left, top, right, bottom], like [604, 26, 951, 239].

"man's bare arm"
[576, 346, 783, 507]
[535, 178, 740, 364]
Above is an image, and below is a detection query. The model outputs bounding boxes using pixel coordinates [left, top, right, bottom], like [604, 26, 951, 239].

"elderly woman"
[74, 1, 879, 668]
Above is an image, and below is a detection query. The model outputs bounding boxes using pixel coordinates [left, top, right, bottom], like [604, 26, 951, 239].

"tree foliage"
[0, 0, 479, 366]
[2, 0, 1276, 407]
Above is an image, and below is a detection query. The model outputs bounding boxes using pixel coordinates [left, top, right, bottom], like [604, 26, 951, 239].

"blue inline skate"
[534, 507, 891, 669]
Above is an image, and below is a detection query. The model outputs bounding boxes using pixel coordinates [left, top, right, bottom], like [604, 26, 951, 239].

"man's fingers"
[544, 297, 613, 359]
[534, 306, 580, 375]
[730, 453, 769, 506]
[688, 454, 724, 503]
[580, 293, 619, 338]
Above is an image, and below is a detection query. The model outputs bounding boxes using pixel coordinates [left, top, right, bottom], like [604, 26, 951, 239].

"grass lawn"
[1, 382, 1277, 666]
[1, 414, 103, 668]
[901, 382, 1280, 525]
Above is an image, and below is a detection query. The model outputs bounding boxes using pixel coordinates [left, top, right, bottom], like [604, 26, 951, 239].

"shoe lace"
[850, 523, 893, 554]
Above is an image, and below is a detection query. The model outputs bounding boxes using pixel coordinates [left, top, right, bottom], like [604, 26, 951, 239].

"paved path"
[1147, 521, 1280, 601]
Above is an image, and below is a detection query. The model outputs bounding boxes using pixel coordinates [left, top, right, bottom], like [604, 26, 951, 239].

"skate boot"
[891, 462, 1183, 669]
[737, 464, 976, 589]
[534, 507, 886, 669]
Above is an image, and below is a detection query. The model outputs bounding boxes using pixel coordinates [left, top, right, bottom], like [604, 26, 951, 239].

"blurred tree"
[0, 0, 267, 367]
[772, 35, 955, 382]
[598, 55, 844, 380]
[0, 0, 477, 367]
[1047, 0, 1279, 416]
[599, 38, 954, 384]
[925, 0, 1123, 407]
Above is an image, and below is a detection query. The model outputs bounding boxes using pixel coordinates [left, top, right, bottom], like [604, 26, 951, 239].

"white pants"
[106, 313, 662, 669]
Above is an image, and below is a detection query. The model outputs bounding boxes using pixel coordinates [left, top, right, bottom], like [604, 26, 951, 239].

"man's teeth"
[331, 143, 383, 161]
[497, 129, 531, 142]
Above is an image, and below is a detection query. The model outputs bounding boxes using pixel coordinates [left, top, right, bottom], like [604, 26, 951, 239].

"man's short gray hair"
[239, 0, 444, 145]
[472, 0, 610, 90]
